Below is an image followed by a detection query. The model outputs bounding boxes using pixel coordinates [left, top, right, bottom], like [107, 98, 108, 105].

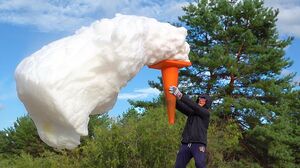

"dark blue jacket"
[176, 94, 212, 146]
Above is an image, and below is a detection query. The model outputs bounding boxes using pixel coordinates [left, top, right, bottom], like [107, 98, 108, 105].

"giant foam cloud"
[15, 14, 190, 149]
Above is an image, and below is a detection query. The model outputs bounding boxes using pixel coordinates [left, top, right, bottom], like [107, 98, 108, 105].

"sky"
[0, 0, 299, 130]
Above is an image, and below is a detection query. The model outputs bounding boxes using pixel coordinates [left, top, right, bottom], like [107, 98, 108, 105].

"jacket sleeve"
[180, 95, 210, 118]
[176, 99, 193, 116]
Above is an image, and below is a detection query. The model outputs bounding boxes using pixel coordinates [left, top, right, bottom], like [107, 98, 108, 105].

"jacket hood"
[197, 94, 212, 109]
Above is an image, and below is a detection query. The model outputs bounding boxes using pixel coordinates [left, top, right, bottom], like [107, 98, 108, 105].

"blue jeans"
[174, 143, 206, 168]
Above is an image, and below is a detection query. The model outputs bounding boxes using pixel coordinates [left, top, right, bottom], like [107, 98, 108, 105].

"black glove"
[169, 86, 182, 99]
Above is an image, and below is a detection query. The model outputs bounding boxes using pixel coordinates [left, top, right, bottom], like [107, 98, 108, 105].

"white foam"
[15, 14, 190, 149]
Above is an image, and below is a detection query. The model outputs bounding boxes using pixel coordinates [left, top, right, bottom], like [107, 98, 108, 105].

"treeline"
[0, 97, 186, 168]
[1, 93, 298, 167]
[0, 97, 198, 167]
[0, 96, 265, 168]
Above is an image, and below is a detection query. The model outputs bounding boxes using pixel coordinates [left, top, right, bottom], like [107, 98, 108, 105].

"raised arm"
[169, 86, 210, 118]
[180, 95, 210, 118]
[176, 100, 193, 116]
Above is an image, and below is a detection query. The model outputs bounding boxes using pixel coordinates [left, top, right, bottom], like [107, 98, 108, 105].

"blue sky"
[0, 0, 299, 130]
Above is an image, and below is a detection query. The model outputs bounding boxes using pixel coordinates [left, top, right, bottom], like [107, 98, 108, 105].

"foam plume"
[15, 14, 190, 149]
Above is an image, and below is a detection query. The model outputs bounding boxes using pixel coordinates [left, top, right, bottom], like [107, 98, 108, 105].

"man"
[169, 86, 212, 168]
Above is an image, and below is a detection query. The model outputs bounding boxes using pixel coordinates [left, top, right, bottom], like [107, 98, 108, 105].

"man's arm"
[176, 100, 193, 116]
[169, 86, 210, 118]
[180, 95, 210, 118]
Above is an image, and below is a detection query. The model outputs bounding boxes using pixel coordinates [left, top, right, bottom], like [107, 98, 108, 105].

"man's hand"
[169, 86, 182, 99]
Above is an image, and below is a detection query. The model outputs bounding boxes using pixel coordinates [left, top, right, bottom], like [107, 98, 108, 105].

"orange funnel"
[148, 60, 192, 124]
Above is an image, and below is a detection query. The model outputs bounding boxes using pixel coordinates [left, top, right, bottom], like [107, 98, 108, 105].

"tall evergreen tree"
[173, 0, 299, 167]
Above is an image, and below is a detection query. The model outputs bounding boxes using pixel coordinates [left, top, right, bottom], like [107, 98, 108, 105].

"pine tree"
[175, 0, 299, 167]
[0, 116, 53, 157]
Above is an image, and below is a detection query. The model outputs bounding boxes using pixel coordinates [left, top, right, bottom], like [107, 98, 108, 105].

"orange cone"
[148, 60, 192, 124]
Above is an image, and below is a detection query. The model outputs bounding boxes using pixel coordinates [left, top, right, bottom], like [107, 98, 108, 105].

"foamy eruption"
[15, 14, 190, 149]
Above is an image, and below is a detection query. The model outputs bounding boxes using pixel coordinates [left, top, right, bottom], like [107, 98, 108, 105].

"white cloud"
[120, 0, 189, 22]
[265, 0, 300, 37]
[2, 0, 299, 36]
[118, 87, 160, 100]
[0, 0, 189, 32]
[0, 0, 98, 32]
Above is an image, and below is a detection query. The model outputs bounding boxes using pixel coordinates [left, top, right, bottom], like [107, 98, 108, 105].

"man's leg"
[174, 144, 192, 168]
[191, 144, 206, 168]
